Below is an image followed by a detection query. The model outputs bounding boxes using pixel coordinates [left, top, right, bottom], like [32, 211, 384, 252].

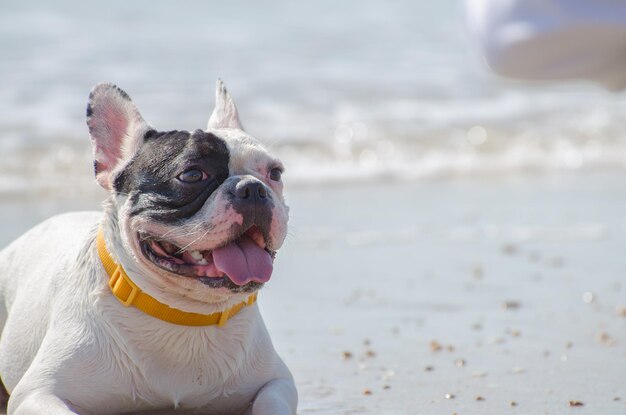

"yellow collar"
[96, 228, 257, 327]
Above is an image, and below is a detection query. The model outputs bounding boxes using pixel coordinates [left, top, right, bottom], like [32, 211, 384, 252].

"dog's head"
[87, 81, 288, 310]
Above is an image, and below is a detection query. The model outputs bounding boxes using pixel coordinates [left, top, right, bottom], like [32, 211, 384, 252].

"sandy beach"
[267, 174, 626, 414]
[1, 172, 625, 414]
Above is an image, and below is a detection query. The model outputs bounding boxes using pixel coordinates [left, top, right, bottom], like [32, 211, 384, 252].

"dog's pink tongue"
[212, 235, 273, 286]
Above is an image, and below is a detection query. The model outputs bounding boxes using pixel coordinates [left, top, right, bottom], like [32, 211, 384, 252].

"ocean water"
[1, 0, 626, 197]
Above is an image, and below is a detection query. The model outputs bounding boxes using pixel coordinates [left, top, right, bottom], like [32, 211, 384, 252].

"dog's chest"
[103, 311, 260, 412]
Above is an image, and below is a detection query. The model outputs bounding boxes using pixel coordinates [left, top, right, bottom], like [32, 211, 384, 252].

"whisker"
[176, 227, 212, 253]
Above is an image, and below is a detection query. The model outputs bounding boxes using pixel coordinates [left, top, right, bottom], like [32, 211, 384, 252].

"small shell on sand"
[582, 292, 594, 303]
[445, 393, 455, 400]
[568, 400, 584, 407]
[363, 389, 373, 396]
[341, 351, 353, 360]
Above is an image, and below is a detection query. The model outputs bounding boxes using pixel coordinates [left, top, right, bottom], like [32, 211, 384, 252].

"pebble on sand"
[472, 264, 484, 279]
[549, 256, 564, 268]
[509, 329, 521, 337]
[502, 301, 521, 310]
[596, 332, 615, 347]
[430, 340, 443, 352]
[502, 243, 518, 255]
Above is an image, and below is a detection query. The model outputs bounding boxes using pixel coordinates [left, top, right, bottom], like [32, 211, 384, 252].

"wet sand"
[1, 172, 625, 414]
[268, 173, 626, 414]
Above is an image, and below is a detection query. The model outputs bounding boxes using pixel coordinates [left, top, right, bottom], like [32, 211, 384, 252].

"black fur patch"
[115, 129, 230, 223]
[114, 85, 131, 101]
[143, 129, 157, 140]
[86, 103, 93, 117]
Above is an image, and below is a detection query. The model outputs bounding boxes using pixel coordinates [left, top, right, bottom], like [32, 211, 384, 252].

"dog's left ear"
[207, 79, 244, 131]
[86, 83, 151, 190]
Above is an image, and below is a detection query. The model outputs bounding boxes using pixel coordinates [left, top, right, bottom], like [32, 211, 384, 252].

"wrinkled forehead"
[210, 128, 281, 176]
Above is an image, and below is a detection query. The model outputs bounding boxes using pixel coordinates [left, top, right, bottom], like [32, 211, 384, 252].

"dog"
[0, 80, 297, 414]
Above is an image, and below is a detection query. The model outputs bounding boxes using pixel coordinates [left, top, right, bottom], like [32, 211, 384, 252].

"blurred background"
[3, 0, 626, 218]
[1, 0, 625, 414]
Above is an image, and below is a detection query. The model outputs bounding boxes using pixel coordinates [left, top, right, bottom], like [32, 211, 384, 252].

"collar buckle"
[109, 266, 140, 307]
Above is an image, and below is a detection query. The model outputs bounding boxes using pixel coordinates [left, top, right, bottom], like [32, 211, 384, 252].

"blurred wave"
[1, 0, 626, 197]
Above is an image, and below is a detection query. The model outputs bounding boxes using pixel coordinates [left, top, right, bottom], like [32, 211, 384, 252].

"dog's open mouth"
[139, 226, 275, 290]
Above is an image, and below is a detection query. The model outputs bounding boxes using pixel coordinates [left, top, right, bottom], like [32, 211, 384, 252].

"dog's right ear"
[86, 83, 151, 190]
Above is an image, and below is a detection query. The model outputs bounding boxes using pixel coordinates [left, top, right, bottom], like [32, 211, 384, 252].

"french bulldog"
[0, 81, 297, 414]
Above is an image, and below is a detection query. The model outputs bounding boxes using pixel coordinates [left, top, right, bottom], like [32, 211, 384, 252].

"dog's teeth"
[189, 250, 204, 260]
[188, 250, 208, 265]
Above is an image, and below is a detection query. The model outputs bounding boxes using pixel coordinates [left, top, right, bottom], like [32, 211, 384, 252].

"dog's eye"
[177, 169, 206, 183]
[269, 167, 282, 182]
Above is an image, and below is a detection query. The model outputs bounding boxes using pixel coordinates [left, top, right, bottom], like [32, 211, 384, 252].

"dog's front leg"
[245, 378, 297, 415]
[9, 391, 84, 415]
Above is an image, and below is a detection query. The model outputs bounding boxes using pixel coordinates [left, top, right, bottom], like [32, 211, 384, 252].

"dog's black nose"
[234, 178, 268, 201]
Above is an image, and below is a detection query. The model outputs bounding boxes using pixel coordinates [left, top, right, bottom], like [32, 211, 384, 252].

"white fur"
[0, 82, 297, 414]
[208, 80, 244, 131]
